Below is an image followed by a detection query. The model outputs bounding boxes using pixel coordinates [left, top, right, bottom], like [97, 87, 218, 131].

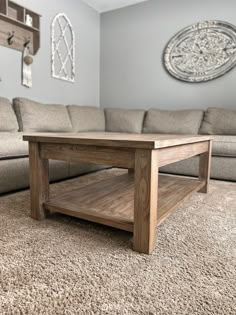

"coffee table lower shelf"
[44, 174, 205, 232]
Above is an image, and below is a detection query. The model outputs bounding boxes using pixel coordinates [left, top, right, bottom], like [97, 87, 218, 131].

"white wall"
[100, 0, 236, 110]
[2, 0, 236, 110]
[0, 0, 100, 106]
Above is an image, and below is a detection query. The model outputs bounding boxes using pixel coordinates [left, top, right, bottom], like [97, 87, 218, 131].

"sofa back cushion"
[0, 97, 19, 132]
[67, 105, 105, 132]
[200, 107, 236, 135]
[13, 98, 72, 132]
[143, 109, 204, 134]
[105, 108, 145, 133]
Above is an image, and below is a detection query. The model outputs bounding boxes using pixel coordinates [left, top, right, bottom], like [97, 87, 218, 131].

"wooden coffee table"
[23, 133, 212, 254]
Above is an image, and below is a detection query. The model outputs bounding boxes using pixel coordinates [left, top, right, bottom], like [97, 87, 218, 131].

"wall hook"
[24, 37, 31, 48]
[7, 31, 15, 45]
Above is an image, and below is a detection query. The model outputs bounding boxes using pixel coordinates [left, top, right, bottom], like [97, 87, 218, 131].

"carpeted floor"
[0, 169, 235, 315]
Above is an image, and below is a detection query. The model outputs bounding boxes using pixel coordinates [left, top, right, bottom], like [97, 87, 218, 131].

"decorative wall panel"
[164, 21, 236, 82]
[51, 13, 75, 83]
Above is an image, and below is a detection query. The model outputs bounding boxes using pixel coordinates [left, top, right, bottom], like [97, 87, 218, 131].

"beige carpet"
[0, 169, 235, 315]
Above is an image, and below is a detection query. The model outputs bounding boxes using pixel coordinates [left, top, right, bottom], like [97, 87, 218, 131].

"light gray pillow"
[143, 109, 204, 134]
[67, 105, 105, 132]
[200, 107, 236, 135]
[13, 98, 72, 132]
[0, 97, 19, 132]
[105, 108, 145, 133]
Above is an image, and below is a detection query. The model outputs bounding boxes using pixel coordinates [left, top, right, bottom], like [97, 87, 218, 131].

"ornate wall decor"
[51, 13, 75, 83]
[164, 21, 236, 82]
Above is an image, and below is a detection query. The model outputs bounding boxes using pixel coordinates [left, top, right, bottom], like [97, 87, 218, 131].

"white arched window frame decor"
[51, 13, 75, 83]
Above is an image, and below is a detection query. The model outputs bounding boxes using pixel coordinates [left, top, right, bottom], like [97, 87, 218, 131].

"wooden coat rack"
[0, 0, 41, 55]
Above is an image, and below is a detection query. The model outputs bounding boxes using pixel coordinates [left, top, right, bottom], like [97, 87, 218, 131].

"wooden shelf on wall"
[0, 0, 41, 55]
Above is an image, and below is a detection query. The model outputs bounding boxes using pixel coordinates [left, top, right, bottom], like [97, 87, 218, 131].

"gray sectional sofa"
[0, 96, 236, 194]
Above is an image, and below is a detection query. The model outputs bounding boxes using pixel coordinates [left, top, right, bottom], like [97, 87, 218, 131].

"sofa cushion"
[200, 107, 236, 135]
[143, 109, 204, 134]
[105, 108, 145, 133]
[212, 136, 236, 157]
[67, 105, 105, 132]
[0, 132, 28, 160]
[0, 97, 19, 132]
[160, 155, 236, 181]
[13, 98, 72, 132]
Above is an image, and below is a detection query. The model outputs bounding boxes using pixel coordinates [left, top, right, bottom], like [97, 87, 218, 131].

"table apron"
[158, 141, 210, 167]
[39, 142, 135, 168]
[37, 140, 210, 169]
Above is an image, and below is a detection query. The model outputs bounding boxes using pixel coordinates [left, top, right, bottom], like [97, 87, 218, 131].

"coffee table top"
[23, 132, 213, 149]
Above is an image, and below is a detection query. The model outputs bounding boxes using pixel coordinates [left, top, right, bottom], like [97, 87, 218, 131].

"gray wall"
[100, 0, 236, 110]
[0, 0, 100, 106]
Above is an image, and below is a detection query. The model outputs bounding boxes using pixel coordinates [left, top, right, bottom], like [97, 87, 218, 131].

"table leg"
[133, 149, 158, 254]
[199, 140, 212, 193]
[128, 168, 134, 174]
[29, 142, 49, 220]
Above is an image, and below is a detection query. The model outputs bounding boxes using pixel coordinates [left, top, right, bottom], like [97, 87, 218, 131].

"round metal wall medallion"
[164, 20, 236, 82]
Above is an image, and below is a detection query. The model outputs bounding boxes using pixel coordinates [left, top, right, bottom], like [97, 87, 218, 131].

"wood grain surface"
[44, 173, 205, 233]
[158, 141, 209, 167]
[29, 142, 49, 220]
[40, 143, 134, 168]
[199, 140, 212, 193]
[133, 149, 159, 254]
[23, 133, 213, 149]
[26, 135, 212, 255]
